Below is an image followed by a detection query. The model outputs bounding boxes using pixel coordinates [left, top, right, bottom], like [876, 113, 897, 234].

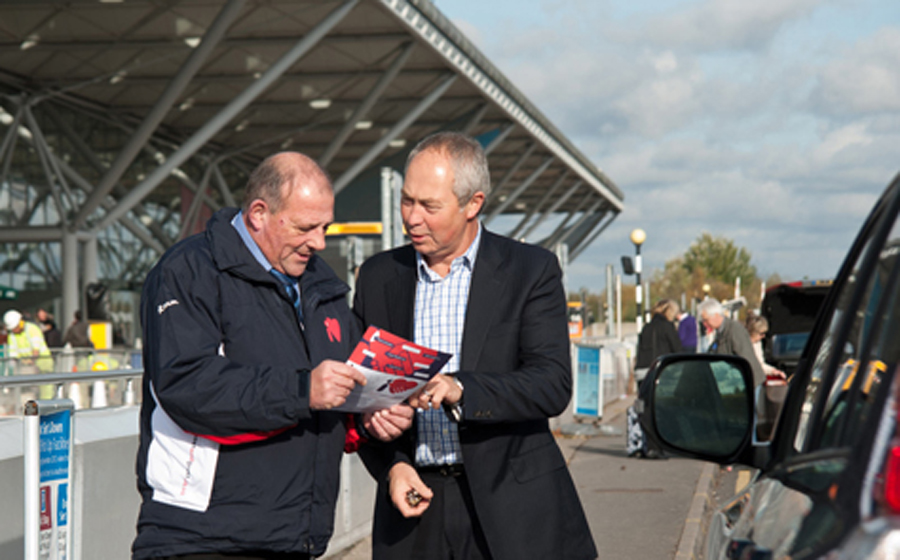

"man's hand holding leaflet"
[334, 326, 451, 413]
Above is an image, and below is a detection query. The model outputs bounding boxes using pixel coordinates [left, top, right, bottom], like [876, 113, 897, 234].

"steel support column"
[461, 103, 488, 136]
[82, 236, 99, 316]
[319, 41, 415, 168]
[487, 143, 535, 208]
[333, 73, 458, 194]
[94, 0, 359, 232]
[23, 105, 73, 222]
[555, 200, 603, 247]
[62, 230, 79, 335]
[542, 192, 593, 249]
[482, 123, 515, 156]
[570, 211, 617, 261]
[563, 206, 606, 250]
[521, 180, 582, 240]
[179, 165, 214, 240]
[72, 0, 247, 229]
[0, 103, 23, 190]
[44, 103, 175, 248]
[483, 156, 553, 226]
[508, 170, 568, 239]
[212, 162, 237, 208]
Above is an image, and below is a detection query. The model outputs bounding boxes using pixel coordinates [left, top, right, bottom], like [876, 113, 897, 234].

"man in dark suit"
[355, 132, 596, 560]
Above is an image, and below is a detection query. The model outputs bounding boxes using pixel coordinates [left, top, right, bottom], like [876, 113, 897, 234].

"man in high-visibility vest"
[4, 309, 54, 398]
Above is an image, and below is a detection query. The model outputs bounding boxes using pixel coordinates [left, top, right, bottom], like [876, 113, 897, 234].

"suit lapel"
[384, 247, 417, 340]
[461, 230, 506, 370]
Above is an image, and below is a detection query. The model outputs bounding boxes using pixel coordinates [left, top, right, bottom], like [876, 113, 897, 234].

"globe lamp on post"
[630, 228, 646, 332]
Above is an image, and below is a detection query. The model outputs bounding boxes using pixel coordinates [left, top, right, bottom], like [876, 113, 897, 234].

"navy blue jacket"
[133, 208, 357, 559]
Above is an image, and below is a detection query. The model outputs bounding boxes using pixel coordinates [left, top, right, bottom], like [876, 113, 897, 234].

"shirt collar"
[231, 210, 275, 273]
[416, 222, 482, 281]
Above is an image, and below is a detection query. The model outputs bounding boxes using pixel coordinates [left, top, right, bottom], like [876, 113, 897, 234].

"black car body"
[641, 173, 900, 559]
[760, 280, 832, 376]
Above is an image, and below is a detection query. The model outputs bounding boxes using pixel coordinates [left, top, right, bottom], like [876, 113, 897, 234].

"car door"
[710, 176, 900, 560]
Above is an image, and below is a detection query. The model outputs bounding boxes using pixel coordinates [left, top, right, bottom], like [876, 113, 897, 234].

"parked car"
[641, 173, 900, 559]
[760, 280, 832, 376]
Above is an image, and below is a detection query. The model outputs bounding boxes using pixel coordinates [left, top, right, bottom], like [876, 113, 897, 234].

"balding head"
[242, 152, 332, 215]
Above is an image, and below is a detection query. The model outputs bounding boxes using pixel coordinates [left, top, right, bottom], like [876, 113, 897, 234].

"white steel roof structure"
[0, 0, 623, 322]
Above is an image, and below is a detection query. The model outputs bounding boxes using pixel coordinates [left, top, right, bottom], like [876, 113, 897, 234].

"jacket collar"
[207, 208, 349, 303]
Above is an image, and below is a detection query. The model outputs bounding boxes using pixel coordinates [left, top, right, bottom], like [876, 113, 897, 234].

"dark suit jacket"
[355, 229, 597, 560]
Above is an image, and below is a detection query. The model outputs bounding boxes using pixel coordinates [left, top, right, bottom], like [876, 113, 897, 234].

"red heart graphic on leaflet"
[389, 379, 418, 394]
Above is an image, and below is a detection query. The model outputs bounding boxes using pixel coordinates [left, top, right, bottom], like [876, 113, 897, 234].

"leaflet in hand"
[333, 326, 451, 413]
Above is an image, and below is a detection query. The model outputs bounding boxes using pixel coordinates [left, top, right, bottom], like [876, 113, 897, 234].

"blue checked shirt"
[413, 225, 482, 466]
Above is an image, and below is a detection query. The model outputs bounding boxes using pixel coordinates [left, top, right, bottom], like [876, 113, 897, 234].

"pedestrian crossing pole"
[631, 229, 646, 332]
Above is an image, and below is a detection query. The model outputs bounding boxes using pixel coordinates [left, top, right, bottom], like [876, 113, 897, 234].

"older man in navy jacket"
[134, 152, 410, 560]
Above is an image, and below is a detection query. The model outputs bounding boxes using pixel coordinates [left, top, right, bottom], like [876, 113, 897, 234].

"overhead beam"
[333, 73, 458, 194]
[319, 41, 416, 168]
[521, 180, 582, 240]
[563, 206, 606, 249]
[482, 123, 515, 156]
[508, 169, 569, 239]
[485, 142, 536, 207]
[570, 211, 617, 261]
[0, 33, 410, 53]
[542, 192, 594, 249]
[92, 0, 360, 233]
[72, 0, 247, 229]
[483, 156, 554, 226]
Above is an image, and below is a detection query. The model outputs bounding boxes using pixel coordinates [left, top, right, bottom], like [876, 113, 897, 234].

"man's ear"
[245, 199, 269, 232]
[465, 191, 485, 220]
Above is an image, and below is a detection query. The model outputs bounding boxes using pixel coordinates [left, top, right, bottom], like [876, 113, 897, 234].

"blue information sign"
[39, 410, 71, 482]
[575, 346, 600, 417]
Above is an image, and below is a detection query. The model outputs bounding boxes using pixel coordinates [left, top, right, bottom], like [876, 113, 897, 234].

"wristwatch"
[444, 376, 464, 422]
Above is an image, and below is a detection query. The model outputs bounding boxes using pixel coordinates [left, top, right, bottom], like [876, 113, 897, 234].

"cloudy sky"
[435, 0, 900, 292]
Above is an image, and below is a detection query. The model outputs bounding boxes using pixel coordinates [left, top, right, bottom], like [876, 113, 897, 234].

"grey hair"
[406, 131, 491, 207]
[242, 152, 331, 214]
[697, 298, 723, 318]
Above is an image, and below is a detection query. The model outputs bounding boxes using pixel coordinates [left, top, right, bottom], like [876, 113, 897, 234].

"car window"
[792, 193, 900, 453]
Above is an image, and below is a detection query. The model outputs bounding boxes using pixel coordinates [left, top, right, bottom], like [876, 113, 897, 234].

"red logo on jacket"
[324, 317, 341, 343]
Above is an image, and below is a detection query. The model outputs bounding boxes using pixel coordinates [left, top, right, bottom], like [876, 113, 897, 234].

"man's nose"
[403, 205, 423, 228]
[309, 228, 327, 251]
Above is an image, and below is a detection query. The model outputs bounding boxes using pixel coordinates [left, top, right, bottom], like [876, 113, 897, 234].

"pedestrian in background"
[677, 310, 698, 353]
[628, 298, 682, 458]
[62, 309, 94, 349]
[744, 313, 786, 381]
[36, 308, 63, 348]
[3, 309, 54, 398]
[698, 298, 764, 387]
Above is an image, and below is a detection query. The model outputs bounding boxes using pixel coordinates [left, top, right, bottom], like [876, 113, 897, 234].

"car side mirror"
[644, 354, 756, 463]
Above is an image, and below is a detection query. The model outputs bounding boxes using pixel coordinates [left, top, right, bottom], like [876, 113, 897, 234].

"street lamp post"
[631, 228, 646, 332]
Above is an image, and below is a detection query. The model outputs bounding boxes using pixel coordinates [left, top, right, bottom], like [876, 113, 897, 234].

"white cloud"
[436, 0, 899, 289]
[813, 122, 873, 161]
[812, 27, 900, 116]
[639, 0, 827, 51]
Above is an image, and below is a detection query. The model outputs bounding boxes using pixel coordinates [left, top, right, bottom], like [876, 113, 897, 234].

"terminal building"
[0, 1, 625, 558]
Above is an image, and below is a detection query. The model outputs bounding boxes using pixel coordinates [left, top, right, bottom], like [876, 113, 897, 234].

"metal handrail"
[0, 368, 143, 388]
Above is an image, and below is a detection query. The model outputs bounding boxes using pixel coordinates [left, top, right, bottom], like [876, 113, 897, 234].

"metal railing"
[0, 347, 143, 416]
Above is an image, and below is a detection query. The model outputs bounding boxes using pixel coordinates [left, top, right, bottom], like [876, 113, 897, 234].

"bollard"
[67, 382, 82, 409]
[124, 378, 135, 406]
[90, 361, 109, 408]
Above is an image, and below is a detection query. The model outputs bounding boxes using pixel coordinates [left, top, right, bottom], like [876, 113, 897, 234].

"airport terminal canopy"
[0, 0, 623, 316]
